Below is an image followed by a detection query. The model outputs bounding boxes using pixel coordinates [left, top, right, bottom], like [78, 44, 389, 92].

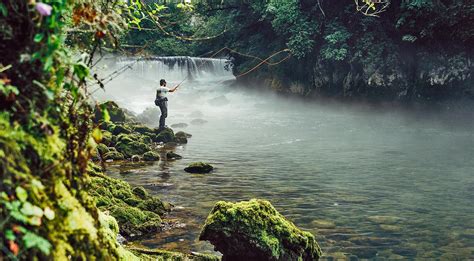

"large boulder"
[184, 162, 213, 173]
[199, 199, 322, 261]
[103, 150, 125, 161]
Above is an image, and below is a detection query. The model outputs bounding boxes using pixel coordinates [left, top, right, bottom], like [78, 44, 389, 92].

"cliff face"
[307, 48, 473, 102]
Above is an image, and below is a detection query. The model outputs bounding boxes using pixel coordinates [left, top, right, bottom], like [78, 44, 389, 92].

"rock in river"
[199, 199, 322, 261]
[191, 119, 208, 125]
[184, 162, 213, 173]
[143, 151, 160, 161]
[166, 152, 182, 160]
[170, 123, 188, 128]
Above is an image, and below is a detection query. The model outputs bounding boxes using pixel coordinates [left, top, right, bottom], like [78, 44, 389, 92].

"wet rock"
[153, 128, 175, 143]
[368, 215, 402, 224]
[349, 236, 401, 246]
[199, 199, 322, 261]
[143, 151, 160, 161]
[115, 139, 150, 159]
[392, 247, 417, 257]
[94, 101, 127, 123]
[311, 219, 336, 229]
[131, 155, 140, 162]
[379, 224, 402, 233]
[166, 151, 182, 160]
[112, 124, 132, 136]
[191, 119, 208, 125]
[349, 247, 378, 259]
[208, 95, 230, 106]
[184, 162, 213, 173]
[132, 125, 154, 135]
[97, 143, 109, 156]
[176, 131, 192, 138]
[170, 123, 188, 128]
[175, 131, 190, 144]
[132, 187, 148, 199]
[103, 150, 125, 161]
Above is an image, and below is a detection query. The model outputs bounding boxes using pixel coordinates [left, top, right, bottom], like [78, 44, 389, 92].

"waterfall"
[116, 56, 235, 83]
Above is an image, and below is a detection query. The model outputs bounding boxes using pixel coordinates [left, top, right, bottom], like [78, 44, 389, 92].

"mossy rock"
[101, 130, 113, 146]
[132, 187, 148, 199]
[199, 199, 322, 261]
[88, 174, 170, 238]
[97, 143, 109, 155]
[176, 131, 192, 138]
[166, 151, 182, 160]
[95, 101, 127, 123]
[112, 124, 132, 136]
[116, 141, 150, 158]
[153, 127, 175, 143]
[175, 131, 190, 144]
[184, 162, 213, 173]
[103, 150, 125, 161]
[143, 151, 160, 161]
[170, 123, 188, 128]
[131, 155, 140, 162]
[133, 125, 154, 134]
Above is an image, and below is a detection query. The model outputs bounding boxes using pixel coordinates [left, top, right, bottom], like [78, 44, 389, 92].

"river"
[94, 56, 474, 260]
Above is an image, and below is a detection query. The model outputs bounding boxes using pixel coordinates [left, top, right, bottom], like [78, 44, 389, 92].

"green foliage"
[320, 23, 351, 61]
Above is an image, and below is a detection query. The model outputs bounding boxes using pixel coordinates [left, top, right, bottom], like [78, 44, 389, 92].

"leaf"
[15, 187, 28, 202]
[43, 207, 55, 220]
[92, 128, 102, 143]
[5, 229, 15, 241]
[34, 34, 44, 43]
[101, 107, 110, 122]
[22, 232, 52, 255]
[73, 62, 89, 81]
[0, 3, 7, 17]
[21, 202, 44, 217]
[31, 179, 45, 190]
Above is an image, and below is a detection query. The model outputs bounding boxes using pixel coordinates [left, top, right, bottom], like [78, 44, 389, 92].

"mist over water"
[95, 56, 474, 259]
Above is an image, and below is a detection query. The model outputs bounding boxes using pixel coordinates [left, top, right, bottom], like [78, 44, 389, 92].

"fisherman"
[155, 79, 179, 130]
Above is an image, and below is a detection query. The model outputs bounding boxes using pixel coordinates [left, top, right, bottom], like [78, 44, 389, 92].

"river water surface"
[96, 57, 474, 260]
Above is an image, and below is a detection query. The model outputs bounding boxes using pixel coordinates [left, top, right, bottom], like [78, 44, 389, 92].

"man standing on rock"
[155, 79, 179, 130]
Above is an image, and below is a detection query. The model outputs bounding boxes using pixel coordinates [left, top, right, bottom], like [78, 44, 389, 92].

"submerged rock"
[166, 151, 182, 160]
[191, 118, 208, 125]
[184, 162, 213, 173]
[311, 219, 336, 229]
[143, 151, 160, 161]
[199, 199, 322, 261]
[170, 123, 188, 128]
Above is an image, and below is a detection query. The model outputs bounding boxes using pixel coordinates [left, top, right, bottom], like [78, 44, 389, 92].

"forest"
[1, 0, 473, 260]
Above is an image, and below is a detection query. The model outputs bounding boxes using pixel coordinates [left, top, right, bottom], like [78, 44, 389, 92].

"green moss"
[116, 140, 150, 158]
[95, 101, 127, 123]
[97, 143, 110, 155]
[101, 130, 114, 146]
[184, 162, 213, 173]
[153, 128, 175, 143]
[112, 124, 132, 136]
[88, 173, 169, 237]
[199, 199, 322, 261]
[143, 151, 160, 161]
[133, 125, 154, 134]
[103, 150, 125, 161]
[132, 187, 148, 199]
[174, 131, 188, 144]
